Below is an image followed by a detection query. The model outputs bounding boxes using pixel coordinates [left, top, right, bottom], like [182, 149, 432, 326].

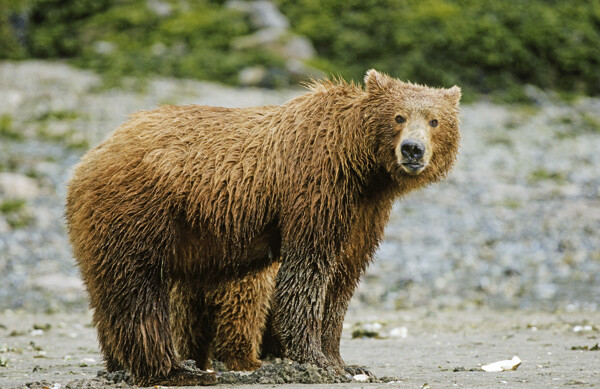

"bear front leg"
[321, 270, 352, 367]
[321, 201, 391, 375]
[321, 261, 373, 376]
[271, 253, 332, 368]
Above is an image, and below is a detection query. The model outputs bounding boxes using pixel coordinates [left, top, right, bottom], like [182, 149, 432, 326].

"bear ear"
[443, 85, 462, 106]
[364, 69, 391, 94]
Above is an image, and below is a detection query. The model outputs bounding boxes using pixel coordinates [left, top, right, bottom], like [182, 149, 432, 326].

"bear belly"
[170, 218, 281, 285]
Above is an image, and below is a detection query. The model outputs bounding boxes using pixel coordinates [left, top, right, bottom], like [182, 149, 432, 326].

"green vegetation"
[0, 0, 599, 96]
[528, 168, 566, 184]
[556, 110, 600, 139]
[0, 0, 27, 59]
[277, 0, 600, 97]
[36, 110, 81, 121]
[0, 198, 26, 214]
[0, 114, 23, 140]
[0, 198, 33, 229]
[6, 0, 281, 85]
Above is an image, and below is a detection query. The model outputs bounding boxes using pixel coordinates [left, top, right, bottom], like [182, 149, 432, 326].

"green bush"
[0, 0, 28, 58]
[18, 0, 282, 85]
[2, 0, 599, 94]
[277, 0, 600, 96]
[77, 1, 282, 84]
[27, 0, 112, 57]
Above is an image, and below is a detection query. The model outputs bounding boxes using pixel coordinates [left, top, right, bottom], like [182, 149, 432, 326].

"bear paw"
[148, 369, 217, 386]
[224, 357, 262, 372]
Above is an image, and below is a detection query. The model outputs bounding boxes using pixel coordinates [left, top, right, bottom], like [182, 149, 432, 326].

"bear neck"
[277, 84, 402, 204]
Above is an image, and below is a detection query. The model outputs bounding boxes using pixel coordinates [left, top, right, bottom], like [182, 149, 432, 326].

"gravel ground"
[1, 60, 598, 314]
[1, 308, 599, 388]
[0, 59, 600, 388]
[0, 61, 600, 311]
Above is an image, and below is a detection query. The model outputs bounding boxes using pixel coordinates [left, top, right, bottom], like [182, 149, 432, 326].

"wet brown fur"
[65, 70, 461, 385]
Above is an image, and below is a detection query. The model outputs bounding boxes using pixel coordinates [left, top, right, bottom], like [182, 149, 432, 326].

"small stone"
[147, 0, 172, 17]
[0, 173, 39, 199]
[280, 35, 316, 60]
[239, 66, 268, 87]
[93, 41, 115, 55]
[389, 326, 408, 338]
[226, 0, 289, 29]
[231, 27, 286, 51]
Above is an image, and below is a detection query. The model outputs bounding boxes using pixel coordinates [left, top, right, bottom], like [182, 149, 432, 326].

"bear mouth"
[401, 162, 425, 174]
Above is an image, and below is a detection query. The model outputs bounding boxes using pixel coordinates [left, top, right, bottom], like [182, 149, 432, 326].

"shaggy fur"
[65, 69, 461, 385]
[170, 262, 279, 371]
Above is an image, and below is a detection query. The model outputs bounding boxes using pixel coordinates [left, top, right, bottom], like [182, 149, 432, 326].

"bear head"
[363, 69, 461, 187]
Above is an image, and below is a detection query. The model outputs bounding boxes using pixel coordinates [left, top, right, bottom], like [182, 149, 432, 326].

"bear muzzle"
[398, 139, 427, 175]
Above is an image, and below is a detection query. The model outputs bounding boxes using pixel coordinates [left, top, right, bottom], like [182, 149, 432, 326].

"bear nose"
[400, 140, 425, 161]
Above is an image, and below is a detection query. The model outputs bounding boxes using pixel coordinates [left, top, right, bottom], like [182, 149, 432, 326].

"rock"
[285, 59, 326, 83]
[146, 0, 172, 17]
[280, 35, 316, 60]
[92, 41, 115, 55]
[233, 29, 316, 61]
[0, 173, 39, 199]
[29, 274, 84, 293]
[0, 217, 9, 233]
[231, 27, 286, 50]
[226, 0, 289, 29]
[238, 66, 268, 87]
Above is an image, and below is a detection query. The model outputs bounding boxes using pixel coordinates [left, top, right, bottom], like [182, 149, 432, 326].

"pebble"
[0, 173, 39, 199]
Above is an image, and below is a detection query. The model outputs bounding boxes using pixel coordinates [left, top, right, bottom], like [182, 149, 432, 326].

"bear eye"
[429, 119, 439, 127]
[395, 115, 406, 124]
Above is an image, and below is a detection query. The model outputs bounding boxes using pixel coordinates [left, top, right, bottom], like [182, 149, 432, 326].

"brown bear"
[65, 69, 461, 386]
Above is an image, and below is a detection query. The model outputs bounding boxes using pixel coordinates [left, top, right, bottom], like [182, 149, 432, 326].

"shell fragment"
[481, 356, 522, 372]
[353, 374, 370, 382]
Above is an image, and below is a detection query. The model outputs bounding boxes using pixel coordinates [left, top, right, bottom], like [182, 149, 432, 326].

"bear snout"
[399, 139, 427, 174]
[401, 139, 425, 160]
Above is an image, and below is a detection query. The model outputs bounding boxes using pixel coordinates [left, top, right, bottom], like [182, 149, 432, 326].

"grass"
[36, 125, 90, 150]
[500, 199, 522, 209]
[0, 198, 26, 214]
[37, 110, 82, 121]
[528, 168, 567, 184]
[0, 114, 24, 141]
[555, 110, 600, 139]
[0, 198, 33, 229]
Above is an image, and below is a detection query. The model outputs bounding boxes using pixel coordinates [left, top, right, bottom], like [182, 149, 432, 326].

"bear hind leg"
[170, 281, 214, 371]
[90, 264, 216, 386]
[210, 262, 279, 371]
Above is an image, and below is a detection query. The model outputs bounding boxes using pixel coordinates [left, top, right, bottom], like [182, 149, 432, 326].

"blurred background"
[0, 0, 599, 313]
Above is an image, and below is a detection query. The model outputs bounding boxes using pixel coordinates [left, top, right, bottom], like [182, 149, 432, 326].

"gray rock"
[0, 217, 9, 234]
[280, 35, 316, 60]
[146, 0, 172, 17]
[226, 0, 289, 29]
[92, 41, 115, 55]
[232, 29, 316, 61]
[0, 173, 39, 199]
[285, 59, 326, 83]
[238, 66, 268, 86]
[231, 27, 287, 50]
